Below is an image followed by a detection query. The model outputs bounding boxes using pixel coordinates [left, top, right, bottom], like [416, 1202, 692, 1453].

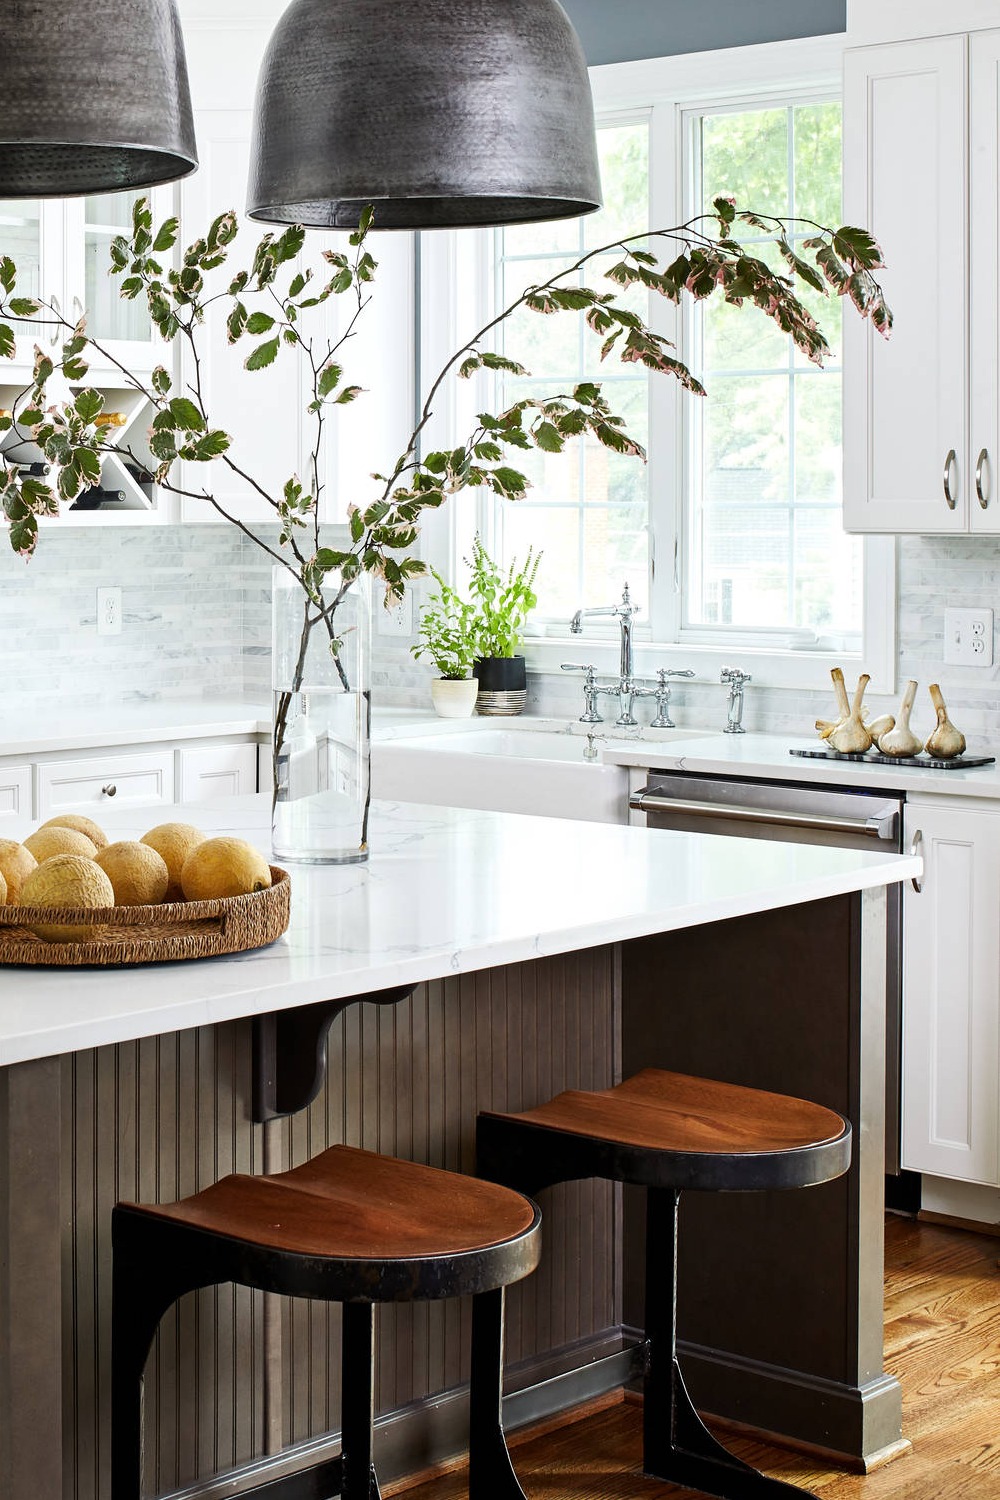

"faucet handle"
[720, 665, 752, 686]
[658, 667, 696, 684]
[561, 662, 597, 678]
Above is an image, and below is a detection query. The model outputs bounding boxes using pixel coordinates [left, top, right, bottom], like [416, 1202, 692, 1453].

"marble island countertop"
[0, 793, 919, 1068]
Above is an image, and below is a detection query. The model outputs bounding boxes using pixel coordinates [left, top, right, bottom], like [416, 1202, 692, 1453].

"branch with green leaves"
[0, 192, 890, 603]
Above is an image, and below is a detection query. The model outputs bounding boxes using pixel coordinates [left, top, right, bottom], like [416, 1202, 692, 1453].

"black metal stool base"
[643, 1188, 819, 1500]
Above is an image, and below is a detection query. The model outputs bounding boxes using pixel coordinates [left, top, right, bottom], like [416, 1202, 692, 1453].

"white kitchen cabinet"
[902, 798, 1000, 1186]
[178, 742, 258, 802]
[1, 731, 265, 822]
[843, 30, 1000, 534]
[0, 765, 31, 823]
[36, 750, 175, 819]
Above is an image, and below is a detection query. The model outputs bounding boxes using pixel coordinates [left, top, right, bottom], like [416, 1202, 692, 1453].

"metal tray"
[790, 748, 995, 771]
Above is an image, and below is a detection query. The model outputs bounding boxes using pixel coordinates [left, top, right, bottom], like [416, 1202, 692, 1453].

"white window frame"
[418, 33, 896, 693]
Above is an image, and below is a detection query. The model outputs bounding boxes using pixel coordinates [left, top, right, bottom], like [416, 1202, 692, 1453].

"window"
[494, 121, 651, 623]
[685, 100, 862, 650]
[426, 37, 895, 689]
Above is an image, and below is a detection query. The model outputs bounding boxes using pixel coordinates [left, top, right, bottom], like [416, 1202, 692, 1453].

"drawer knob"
[102, 783, 117, 798]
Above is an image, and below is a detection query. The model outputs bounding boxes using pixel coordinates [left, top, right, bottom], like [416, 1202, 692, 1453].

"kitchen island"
[0, 796, 919, 1500]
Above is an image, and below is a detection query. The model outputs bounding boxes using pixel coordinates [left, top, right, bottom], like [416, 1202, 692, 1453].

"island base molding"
[157, 1335, 637, 1500]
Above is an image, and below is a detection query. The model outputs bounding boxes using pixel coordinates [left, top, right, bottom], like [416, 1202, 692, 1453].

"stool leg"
[469, 1288, 529, 1500]
[341, 1302, 382, 1500]
[643, 1188, 820, 1500]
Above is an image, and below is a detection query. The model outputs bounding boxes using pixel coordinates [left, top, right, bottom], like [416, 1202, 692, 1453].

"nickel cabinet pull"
[976, 447, 990, 510]
[909, 828, 923, 893]
[102, 783, 117, 798]
[943, 448, 958, 510]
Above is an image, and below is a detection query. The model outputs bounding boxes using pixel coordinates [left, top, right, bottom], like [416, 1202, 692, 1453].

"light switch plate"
[943, 606, 993, 666]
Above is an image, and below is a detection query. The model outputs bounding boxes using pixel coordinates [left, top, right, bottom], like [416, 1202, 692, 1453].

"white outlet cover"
[377, 589, 413, 637]
[943, 606, 994, 667]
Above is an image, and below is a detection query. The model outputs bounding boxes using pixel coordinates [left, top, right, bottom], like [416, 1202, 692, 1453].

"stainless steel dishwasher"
[629, 771, 906, 1173]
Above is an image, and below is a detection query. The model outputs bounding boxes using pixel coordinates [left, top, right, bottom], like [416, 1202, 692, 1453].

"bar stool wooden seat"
[112, 1144, 541, 1500]
[475, 1068, 852, 1500]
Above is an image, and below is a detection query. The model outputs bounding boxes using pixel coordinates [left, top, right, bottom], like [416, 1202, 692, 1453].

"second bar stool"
[112, 1143, 541, 1500]
[474, 1067, 852, 1500]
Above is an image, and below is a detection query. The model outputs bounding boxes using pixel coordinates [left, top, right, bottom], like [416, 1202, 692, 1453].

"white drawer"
[178, 743, 258, 803]
[0, 764, 32, 821]
[37, 752, 174, 817]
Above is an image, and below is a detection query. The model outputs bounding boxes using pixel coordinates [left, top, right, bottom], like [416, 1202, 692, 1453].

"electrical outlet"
[376, 588, 413, 637]
[943, 606, 993, 666]
[96, 586, 122, 637]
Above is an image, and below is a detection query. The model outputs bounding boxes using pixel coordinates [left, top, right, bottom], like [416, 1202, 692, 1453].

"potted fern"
[467, 538, 541, 715]
[411, 572, 481, 717]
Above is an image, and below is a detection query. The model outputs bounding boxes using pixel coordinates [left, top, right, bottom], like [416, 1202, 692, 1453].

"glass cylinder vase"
[271, 565, 371, 864]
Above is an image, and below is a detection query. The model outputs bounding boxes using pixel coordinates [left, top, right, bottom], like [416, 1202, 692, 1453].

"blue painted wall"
[561, 0, 847, 66]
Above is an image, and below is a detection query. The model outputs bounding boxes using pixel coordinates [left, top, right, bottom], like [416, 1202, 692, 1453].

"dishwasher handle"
[629, 790, 898, 842]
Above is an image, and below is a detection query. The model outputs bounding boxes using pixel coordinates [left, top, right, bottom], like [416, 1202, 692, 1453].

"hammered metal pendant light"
[0, 0, 197, 196]
[247, 0, 602, 230]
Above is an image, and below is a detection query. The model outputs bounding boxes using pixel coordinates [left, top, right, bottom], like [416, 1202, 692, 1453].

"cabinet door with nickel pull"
[968, 30, 1000, 531]
[36, 751, 174, 819]
[901, 798, 1000, 1186]
[843, 34, 968, 534]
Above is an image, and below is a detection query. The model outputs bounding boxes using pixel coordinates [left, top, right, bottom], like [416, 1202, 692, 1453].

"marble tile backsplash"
[4, 528, 1000, 753]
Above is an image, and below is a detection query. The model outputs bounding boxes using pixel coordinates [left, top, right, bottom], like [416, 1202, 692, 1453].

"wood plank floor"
[400, 1216, 1000, 1500]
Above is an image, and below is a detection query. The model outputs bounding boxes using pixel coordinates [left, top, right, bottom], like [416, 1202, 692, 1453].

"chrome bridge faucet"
[721, 665, 752, 733]
[565, 583, 694, 728]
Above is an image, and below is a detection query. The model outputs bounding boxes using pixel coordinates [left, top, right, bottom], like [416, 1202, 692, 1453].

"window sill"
[524, 636, 889, 695]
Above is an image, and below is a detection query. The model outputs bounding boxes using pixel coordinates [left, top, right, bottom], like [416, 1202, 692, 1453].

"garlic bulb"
[816, 666, 855, 740]
[925, 684, 966, 759]
[827, 672, 874, 754]
[867, 714, 895, 741]
[877, 681, 923, 758]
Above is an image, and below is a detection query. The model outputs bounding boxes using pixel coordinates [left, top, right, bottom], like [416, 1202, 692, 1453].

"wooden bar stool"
[112, 1144, 541, 1500]
[475, 1069, 852, 1500]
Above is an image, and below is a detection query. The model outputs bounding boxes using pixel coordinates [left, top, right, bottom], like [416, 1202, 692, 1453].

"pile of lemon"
[0, 817, 272, 943]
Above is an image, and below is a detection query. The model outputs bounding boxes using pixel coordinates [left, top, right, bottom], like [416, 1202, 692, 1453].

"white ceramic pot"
[430, 677, 479, 719]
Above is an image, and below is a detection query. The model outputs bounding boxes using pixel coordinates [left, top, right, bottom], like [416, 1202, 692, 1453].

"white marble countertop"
[597, 730, 1000, 799]
[0, 699, 273, 757]
[0, 793, 920, 1068]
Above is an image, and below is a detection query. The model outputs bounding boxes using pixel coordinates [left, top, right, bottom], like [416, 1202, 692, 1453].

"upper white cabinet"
[844, 31, 1000, 533]
[0, 187, 172, 378]
[902, 797, 1000, 1186]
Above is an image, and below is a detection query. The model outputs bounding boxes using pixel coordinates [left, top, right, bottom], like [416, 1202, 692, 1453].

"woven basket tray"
[0, 866, 290, 967]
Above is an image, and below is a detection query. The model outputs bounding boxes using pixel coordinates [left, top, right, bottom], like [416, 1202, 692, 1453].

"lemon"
[23, 826, 98, 863]
[140, 822, 207, 901]
[21, 854, 115, 942]
[180, 837, 272, 901]
[0, 839, 37, 904]
[95, 841, 169, 906]
[39, 813, 109, 850]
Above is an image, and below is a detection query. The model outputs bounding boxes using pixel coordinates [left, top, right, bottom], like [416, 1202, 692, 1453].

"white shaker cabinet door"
[178, 743, 258, 803]
[969, 29, 1000, 532]
[0, 764, 32, 822]
[902, 799, 1000, 1186]
[843, 36, 968, 533]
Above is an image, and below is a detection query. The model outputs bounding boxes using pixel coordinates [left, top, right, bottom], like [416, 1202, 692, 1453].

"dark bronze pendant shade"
[0, 0, 197, 197]
[247, 0, 602, 230]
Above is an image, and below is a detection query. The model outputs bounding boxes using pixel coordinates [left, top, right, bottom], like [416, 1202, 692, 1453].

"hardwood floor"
[398, 1216, 1000, 1500]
